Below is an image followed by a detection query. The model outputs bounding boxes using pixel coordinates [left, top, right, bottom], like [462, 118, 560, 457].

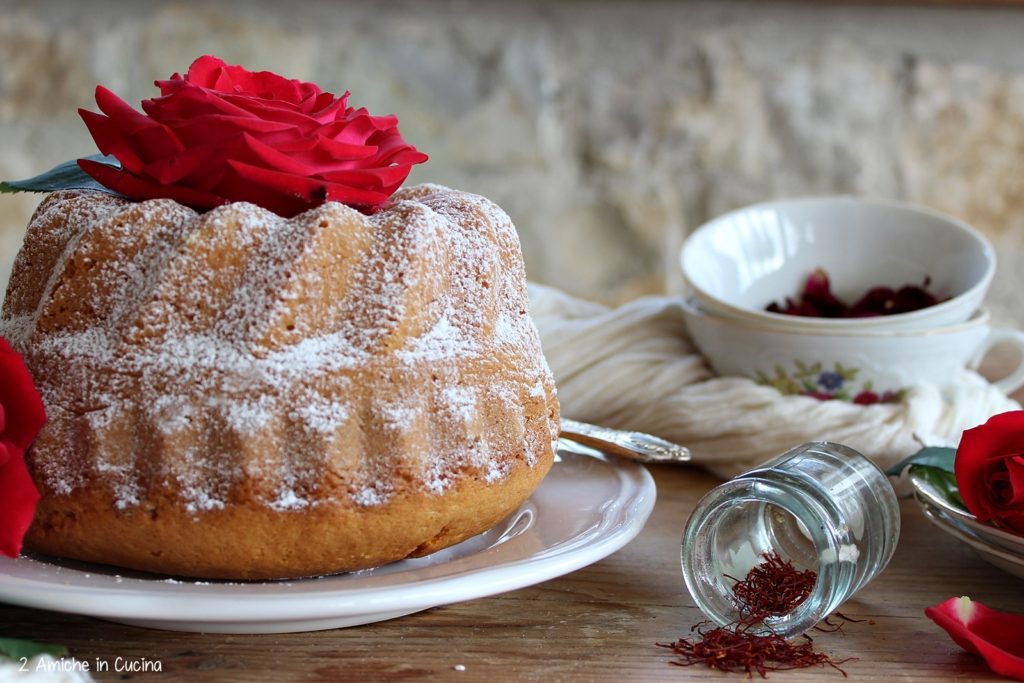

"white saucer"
[910, 469, 1024, 554]
[0, 448, 655, 634]
[919, 504, 1024, 581]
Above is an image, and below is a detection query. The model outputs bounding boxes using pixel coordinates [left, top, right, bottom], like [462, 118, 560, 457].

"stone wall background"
[3, 0, 1024, 324]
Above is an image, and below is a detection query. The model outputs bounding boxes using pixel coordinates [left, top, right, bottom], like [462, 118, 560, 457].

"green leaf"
[0, 637, 68, 660]
[0, 155, 119, 195]
[912, 464, 966, 509]
[885, 446, 956, 476]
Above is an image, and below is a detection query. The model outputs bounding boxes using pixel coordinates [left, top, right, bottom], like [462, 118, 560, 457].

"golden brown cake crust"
[3, 186, 559, 579]
[27, 453, 551, 580]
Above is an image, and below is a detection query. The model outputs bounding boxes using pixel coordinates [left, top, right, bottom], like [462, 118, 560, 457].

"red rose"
[955, 410, 1024, 535]
[926, 596, 1024, 681]
[0, 337, 46, 558]
[77, 55, 428, 217]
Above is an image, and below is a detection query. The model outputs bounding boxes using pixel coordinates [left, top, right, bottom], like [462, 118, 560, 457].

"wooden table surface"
[1, 460, 1021, 682]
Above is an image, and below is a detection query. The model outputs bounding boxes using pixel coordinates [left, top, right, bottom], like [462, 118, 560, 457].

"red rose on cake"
[78, 55, 427, 217]
[0, 337, 46, 558]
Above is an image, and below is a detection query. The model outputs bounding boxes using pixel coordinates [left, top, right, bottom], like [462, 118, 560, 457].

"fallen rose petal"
[925, 596, 1024, 681]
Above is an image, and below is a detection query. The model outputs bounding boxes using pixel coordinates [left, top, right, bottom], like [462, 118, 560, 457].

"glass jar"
[680, 441, 900, 638]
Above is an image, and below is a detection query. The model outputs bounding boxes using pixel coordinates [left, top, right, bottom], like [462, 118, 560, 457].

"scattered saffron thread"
[815, 611, 866, 634]
[657, 624, 851, 678]
[660, 552, 855, 678]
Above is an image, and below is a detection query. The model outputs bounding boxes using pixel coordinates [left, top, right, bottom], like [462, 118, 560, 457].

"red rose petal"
[320, 166, 410, 190]
[94, 86, 160, 135]
[162, 114, 295, 148]
[129, 124, 185, 163]
[926, 597, 1024, 681]
[81, 100, 181, 173]
[309, 134, 379, 161]
[223, 160, 387, 212]
[998, 509, 1024, 531]
[238, 133, 323, 178]
[348, 107, 399, 132]
[235, 98, 317, 120]
[78, 158, 228, 212]
[1005, 455, 1024, 506]
[145, 83, 257, 123]
[332, 113, 384, 145]
[178, 55, 229, 89]
[181, 55, 323, 108]
[140, 141, 233, 186]
[215, 162, 323, 217]
[155, 72, 185, 97]
[78, 110, 146, 174]
[0, 442, 39, 558]
[801, 269, 847, 317]
[0, 338, 46, 452]
[219, 92, 331, 127]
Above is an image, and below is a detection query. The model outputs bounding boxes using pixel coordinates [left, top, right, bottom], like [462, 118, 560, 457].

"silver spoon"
[558, 418, 691, 464]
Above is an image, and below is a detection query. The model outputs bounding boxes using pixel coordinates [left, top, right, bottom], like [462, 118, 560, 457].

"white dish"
[0, 448, 655, 634]
[680, 196, 994, 331]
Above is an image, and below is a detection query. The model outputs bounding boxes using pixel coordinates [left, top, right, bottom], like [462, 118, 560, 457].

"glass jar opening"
[682, 489, 835, 634]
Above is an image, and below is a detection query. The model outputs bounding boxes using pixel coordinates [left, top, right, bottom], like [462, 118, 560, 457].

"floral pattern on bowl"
[755, 361, 903, 404]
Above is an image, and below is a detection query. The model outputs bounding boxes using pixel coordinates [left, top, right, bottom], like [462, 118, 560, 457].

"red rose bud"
[954, 411, 1024, 536]
[0, 336, 46, 558]
[926, 596, 1024, 681]
[78, 55, 428, 217]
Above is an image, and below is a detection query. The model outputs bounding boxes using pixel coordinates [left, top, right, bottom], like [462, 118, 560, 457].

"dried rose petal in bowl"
[766, 268, 948, 318]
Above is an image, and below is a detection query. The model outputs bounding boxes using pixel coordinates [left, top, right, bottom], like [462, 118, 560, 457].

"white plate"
[0, 448, 655, 634]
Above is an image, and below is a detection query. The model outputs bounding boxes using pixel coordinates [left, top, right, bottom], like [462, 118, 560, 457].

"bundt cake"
[0, 184, 559, 579]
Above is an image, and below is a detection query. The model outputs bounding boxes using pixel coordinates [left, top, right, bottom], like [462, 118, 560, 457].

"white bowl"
[680, 299, 1024, 400]
[680, 196, 995, 331]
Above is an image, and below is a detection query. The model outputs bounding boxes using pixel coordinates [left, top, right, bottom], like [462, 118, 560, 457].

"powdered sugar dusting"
[270, 488, 310, 512]
[292, 400, 349, 435]
[444, 386, 477, 425]
[2, 186, 559, 514]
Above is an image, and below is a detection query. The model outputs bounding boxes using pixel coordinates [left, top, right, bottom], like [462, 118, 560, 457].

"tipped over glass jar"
[680, 442, 900, 638]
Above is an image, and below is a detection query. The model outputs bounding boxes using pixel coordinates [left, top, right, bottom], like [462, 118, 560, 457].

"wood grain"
[1, 461, 1021, 682]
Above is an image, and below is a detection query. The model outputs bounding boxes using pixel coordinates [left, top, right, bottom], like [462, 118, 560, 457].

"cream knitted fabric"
[529, 283, 1020, 478]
